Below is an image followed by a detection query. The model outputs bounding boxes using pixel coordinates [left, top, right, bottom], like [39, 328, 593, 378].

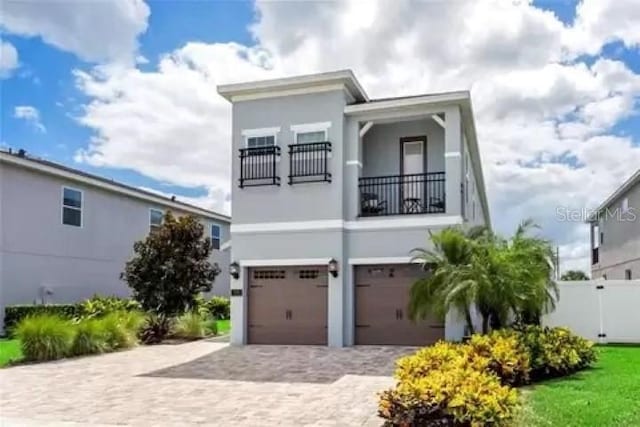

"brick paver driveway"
[0, 340, 415, 427]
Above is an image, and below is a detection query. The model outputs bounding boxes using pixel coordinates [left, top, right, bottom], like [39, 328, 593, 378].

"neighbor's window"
[626, 269, 632, 280]
[247, 135, 275, 148]
[296, 130, 326, 144]
[211, 224, 221, 250]
[149, 209, 163, 232]
[62, 187, 82, 227]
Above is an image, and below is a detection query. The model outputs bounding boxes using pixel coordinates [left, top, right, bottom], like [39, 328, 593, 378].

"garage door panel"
[248, 266, 327, 345]
[355, 264, 444, 346]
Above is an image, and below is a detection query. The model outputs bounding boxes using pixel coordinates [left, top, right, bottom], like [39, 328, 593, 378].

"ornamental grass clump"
[15, 314, 74, 361]
[102, 311, 140, 350]
[71, 318, 109, 356]
[172, 311, 208, 340]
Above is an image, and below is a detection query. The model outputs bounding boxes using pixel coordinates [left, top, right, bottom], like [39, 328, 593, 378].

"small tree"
[121, 212, 219, 321]
[561, 270, 590, 281]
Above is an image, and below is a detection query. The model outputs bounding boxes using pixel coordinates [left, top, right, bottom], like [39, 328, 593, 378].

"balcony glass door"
[401, 139, 424, 213]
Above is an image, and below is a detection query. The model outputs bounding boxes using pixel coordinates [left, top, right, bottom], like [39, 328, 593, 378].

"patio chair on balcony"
[361, 193, 387, 216]
[429, 196, 445, 212]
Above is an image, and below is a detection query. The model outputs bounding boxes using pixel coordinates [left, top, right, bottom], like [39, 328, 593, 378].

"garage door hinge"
[598, 333, 606, 338]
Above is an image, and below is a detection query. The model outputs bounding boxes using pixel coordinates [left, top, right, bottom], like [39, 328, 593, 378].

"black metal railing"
[288, 142, 332, 184]
[359, 172, 445, 216]
[239, 146, 281, 188]
[592, 247, 599, 265]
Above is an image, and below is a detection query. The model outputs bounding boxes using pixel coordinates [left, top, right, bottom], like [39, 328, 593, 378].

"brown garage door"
[355, 264, 444, 346]
[248, 266, 328, 345]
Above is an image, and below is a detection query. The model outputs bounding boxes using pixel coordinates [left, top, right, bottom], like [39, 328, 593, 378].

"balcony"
[288, 142, 332, 184]
[359, 172, 445, 217]
[592, 247, 599, 265]
[239, 146, 281, 188]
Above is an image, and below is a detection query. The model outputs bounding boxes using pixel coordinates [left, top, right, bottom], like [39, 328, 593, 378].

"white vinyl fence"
[543, 280, 640, 343]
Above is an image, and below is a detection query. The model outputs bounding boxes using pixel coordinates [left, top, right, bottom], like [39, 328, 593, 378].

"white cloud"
[0, 40, 19, 78]
[13, 105, 46, 133]
[1, 0, 149, 64]
[72, 0, 640, 273]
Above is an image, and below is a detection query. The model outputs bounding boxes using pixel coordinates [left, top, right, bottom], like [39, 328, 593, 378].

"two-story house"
[0, 149, 231, 329]
[218, 70, 490, 347]
[589, 169, 640, 280]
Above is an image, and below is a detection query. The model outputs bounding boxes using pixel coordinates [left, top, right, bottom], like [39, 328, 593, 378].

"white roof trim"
[239, 258, 331, 267]
[344, 91, 471, 115]
[0, 152, 230, 222]
[587, 169, 640, 222]
[241, 127, 281, 137]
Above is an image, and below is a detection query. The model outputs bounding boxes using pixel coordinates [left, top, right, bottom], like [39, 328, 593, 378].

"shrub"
[140, 314, 173, 344]
[5, 304, 80, 333]
[77, 295, 141, 319]
[15, 314, 74, 361]
[379, 364, 519, 426]
[71, 318, 109, 356]
[102, 311, 139, 350]
[205, 318, 218, 336]
[468, 331, 531, 386]
[205, 296, 230, 320]
[172, 312, 208, 340]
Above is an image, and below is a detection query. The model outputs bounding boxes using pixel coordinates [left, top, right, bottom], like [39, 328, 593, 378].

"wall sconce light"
[229, 261, 240, 280]
[328, 258, 339, 278]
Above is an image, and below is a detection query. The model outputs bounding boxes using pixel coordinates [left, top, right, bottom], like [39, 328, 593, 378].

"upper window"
[62, 187, 82, 227]
[296, 130, 326, 144]
[149, 209, 163, 232]
[211, 224, 221, 250]
[247, 135, 275, 148]
[622, 197, 629, 213]
[626, 269, 632, 280]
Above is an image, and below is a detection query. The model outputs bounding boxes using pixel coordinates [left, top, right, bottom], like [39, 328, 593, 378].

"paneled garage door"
[355, 264, 444, 346]
[248, 266, 328, 345]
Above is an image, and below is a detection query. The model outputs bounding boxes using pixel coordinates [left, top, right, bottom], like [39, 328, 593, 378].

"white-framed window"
[149, 208, 163, 232]
[62, 186, 83, 227]
[211, 224, 221, 250]
[291, 122, 331, 145]
[622, 197, 629, 213]
[246, 135, 276, 149]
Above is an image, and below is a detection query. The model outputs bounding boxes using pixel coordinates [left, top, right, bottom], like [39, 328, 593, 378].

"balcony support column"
[444, 106, 462, 216]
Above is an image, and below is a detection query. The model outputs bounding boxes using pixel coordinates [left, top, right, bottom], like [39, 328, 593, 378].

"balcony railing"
[359, 172, 445, 217]
[239, 146, 281, 188]
[592, 247, 599, 265]
[288, 142, 332, 184]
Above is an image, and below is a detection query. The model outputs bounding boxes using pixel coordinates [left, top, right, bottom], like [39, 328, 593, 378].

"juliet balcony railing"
[592, 247, 599, 265]
[288, 142, 332, 185]
[239, 146, 281, 188]
[359, 172, 446, 217]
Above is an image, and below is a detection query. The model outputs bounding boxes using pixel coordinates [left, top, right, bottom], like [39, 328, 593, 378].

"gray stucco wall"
[592, 181, 640, 279]
[462, 132, 485, 226]
[361, 119, 445, 177]
[0, 163, 230, 320]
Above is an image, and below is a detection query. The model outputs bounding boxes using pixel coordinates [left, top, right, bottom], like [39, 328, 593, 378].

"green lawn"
[216, 319, 230, 335]
[0, 339, 23, 367]
[519, 346, 640, 426]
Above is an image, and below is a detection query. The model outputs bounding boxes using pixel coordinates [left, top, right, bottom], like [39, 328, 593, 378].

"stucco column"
[229, 265, 247, 345]
[444, 106, 462, 216]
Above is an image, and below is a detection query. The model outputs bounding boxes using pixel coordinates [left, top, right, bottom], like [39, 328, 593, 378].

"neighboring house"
[217, 70, 490, 347]
[588, 169, 640, 280]
[0, 149, 231, 328]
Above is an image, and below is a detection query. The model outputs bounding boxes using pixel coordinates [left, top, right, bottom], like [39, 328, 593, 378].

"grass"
[0, 339, 23, 367]
[519, 345, 640, 427]
[216, 319, 230, 335]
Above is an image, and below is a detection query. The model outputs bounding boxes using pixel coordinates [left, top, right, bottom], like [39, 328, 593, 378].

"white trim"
[349, 257, 418, 265]
[431, 114, 445, 128]
[346, 215, 463, 230]
[240, 258, 331, 267]
[231, 219, 344, 233]
[359, 121, 374, 137]
[345, 160, 363, 168]
[290, 122, 332, 134]
[220, 240, 232, 251]
[231, 215, 463, 234]
[444, 151, 461, 158]
[344, 91, 470, 115]
[231, 84, 347, 102]
[0, 152, 229, 222]
[241, 127, 280, 138]
[61, 186, 83, 228]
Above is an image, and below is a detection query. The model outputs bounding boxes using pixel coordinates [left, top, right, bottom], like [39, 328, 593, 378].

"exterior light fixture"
[328, 258, 339, 278]
[229, 261, 240, 280]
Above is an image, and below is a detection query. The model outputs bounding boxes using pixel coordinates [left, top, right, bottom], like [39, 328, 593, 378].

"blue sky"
[2, 0, 640, 270]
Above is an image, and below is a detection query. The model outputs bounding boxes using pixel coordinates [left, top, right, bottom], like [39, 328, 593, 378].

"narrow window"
[622, 197, 629, 213]
[603, 274, 607, 280]
[296, 130, 326, 144]
[211, 224, 221, 250]
[246, 135, 275, 149]
[149, 209, 163, 232]
[626, 269, 632, 280]
[62, 187, 82, 227]
[600, 231, 604, 245]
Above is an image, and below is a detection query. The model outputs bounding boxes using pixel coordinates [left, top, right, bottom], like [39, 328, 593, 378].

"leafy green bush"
[140, 314, 173, 344]
[468, 330, 531, 386]
[15, 314, 74, 361]
[205, 296, 230, 320]
[205, 318, 218, 336]
[5, 304, 80, 332]
[379, 363, 519, 426]
[102, 311, 139, 349]
[71, 318, 109, 356]
[77, 295, 141, 319]
[172, 312, 208, 340]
